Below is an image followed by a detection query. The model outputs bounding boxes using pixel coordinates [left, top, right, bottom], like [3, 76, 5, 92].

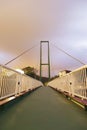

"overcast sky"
[0, 0, 87, 77]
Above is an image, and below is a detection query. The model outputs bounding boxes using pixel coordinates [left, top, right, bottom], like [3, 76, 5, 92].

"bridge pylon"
[40, 41, 50, 81]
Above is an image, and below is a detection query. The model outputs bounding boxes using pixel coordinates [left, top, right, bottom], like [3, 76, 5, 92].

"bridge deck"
[0, 86, 87, 130]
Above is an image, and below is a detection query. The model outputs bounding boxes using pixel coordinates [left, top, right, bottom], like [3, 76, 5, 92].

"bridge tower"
[40, 41, 50, 80]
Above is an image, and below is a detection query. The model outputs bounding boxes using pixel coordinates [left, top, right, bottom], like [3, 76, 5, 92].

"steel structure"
[40, 41, 50, 80]
[0, 64, 43, 100]
[48, 65, 87, 109]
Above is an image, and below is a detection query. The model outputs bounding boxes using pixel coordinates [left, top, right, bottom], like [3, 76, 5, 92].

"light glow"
[16, 69, 24, 74]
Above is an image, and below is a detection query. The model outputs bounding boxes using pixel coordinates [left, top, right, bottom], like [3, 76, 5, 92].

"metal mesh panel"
[0, 64, 42, 100]
[48, 66, 87, 99]
[69, 68, 87, 98]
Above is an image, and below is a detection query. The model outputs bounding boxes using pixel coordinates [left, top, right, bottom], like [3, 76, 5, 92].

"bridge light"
[16, 69, 24, 74]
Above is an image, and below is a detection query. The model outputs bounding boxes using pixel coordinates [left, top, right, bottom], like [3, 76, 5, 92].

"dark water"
[0, 86, 87, 130]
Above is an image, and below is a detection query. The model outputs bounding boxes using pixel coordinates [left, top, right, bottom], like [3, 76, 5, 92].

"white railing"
[0, 64, 43, 100]
[48, 65, 87, 100]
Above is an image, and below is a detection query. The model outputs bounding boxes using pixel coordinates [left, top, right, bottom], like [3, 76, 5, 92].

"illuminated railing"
[0, 64, 43, 100]
[48, 65, 87, 100]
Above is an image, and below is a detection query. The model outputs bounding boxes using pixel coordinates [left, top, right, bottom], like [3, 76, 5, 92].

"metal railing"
[48, 65, 87, 100]
[0, 64, 43, 100]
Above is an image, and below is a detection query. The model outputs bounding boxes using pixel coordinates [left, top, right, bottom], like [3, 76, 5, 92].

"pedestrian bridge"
[0, 64, 87, 130]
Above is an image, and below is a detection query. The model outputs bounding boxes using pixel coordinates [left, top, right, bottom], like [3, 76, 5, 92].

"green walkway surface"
[0, 86, 87, 130]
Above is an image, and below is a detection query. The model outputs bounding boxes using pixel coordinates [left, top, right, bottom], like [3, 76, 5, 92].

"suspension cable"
[5, 43, 39, 65]
[51, 43, 85, 65]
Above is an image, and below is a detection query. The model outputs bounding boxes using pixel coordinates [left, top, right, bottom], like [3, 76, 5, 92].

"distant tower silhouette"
[40, 41, 50, 80]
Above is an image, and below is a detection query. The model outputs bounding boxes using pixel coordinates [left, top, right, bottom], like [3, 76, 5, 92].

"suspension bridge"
[0, 41, 87, 130]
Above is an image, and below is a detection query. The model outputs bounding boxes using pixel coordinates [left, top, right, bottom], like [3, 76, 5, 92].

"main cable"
[51, 43, 85, 65]
[5, 43, 39, 65]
